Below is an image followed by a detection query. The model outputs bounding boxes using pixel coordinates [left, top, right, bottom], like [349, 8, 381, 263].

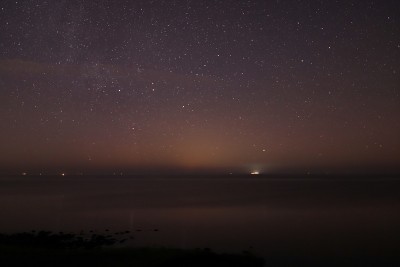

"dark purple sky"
[0, 0, 399, 175]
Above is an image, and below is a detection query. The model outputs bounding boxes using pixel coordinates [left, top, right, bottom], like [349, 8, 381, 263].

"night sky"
[0, 0, 399, 175]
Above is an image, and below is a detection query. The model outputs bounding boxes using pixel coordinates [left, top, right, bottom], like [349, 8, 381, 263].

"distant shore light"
[251, 171, 260, 175]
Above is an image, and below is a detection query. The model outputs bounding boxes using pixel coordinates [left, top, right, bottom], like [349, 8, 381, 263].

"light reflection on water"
[0, 176, 399, 258]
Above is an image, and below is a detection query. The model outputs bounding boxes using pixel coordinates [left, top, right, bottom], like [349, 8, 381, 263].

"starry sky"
[0, 0, 399, 175]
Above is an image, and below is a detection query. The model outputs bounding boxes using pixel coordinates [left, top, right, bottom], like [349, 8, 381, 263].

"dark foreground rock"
[0, 231, 264, 267]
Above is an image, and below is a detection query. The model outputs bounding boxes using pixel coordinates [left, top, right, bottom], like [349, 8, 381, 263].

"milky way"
[0, 0, 399, 175]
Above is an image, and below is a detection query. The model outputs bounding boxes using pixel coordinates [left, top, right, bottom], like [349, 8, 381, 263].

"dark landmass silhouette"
[0, 231, 264, 267]
[1, 230, 400, 266]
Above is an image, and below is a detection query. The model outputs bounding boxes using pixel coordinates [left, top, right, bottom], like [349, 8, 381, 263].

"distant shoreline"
[1, 173, 400, 180]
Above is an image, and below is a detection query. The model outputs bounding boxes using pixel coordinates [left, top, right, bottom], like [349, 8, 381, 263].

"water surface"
[1, 176, 399, 260]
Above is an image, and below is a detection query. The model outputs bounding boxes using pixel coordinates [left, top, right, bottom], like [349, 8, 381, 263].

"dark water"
[1, 176, 399, 260]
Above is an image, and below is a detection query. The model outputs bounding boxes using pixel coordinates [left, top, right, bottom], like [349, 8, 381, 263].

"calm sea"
[1, 176, 399, 261]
